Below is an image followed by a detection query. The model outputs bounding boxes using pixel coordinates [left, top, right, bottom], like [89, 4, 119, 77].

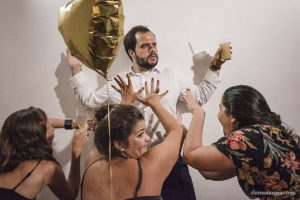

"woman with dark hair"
[0, 106, 88, 200]
[81, 78, 184, 200]
[182, 85, 300, 200]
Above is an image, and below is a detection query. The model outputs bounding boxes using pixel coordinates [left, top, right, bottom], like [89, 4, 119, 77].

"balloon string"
[105, 80, 113, 200]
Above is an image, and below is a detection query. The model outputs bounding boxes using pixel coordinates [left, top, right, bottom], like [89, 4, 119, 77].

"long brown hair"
[0, 107, 58, 173]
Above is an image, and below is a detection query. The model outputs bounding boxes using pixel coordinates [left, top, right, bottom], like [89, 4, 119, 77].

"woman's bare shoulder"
[38, 160, 61, 180]
[85, 147, 105, 168]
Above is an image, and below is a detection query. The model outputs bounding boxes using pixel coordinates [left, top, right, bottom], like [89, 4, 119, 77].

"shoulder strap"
[13, 159, 42, 191]
[80, 159, 103, 200]
[134, 158, 143, 197]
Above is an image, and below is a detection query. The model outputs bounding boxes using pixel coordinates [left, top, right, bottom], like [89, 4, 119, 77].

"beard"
[136, 52, 159, 70]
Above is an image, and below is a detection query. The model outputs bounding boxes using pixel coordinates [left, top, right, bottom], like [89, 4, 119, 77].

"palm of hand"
[112, 74, 144, 105]
[139, 93, 161, 106]
[120, 86, 139, 104]
[138, 78, 168, 106]
[182, 90, 202, 113]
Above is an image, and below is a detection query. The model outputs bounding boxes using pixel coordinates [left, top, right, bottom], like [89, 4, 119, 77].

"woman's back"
[82, 158, 164, 200]
[0, 107, 89, 200]
[83, 82, 183, 199]
[0, 159, 55, 200]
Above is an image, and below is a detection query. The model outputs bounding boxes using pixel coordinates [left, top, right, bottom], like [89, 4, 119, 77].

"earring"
[120, 149, 130, 159]
[229, 122, 237, 133]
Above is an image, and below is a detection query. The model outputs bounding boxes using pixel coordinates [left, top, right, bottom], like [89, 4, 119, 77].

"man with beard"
[68, 25, 229, 199]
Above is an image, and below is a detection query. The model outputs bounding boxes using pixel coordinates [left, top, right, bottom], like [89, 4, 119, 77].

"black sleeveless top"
[81, 159, 163, 200]
[0, 159, 41, 200]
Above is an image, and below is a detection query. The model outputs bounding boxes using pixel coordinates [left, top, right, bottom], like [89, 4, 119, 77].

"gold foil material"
[58, 0, 124, 78]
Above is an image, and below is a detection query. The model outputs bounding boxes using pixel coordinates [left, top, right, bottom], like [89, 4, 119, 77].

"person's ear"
[230, 115, 239, 130]
[230, 115, 236, 124]
[114, 141, 130, 158]
[128, 49, 135, 59]
[114, 140, 125, 151]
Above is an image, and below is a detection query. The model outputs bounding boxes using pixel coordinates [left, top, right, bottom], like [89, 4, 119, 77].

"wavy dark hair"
[94, 104, 144, 160]
[222, 85, 299, 146]
[123, 25, 153, 61]
[0, 107, 57, 173]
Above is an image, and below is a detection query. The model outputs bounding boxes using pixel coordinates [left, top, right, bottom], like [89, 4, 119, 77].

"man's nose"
[148, 44, 156, 51]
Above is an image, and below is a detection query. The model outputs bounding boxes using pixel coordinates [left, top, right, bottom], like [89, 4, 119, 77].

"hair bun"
[95, 104, 117, 122]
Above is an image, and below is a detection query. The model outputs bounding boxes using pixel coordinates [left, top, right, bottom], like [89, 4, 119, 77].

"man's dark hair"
[123, 25, 152, 61]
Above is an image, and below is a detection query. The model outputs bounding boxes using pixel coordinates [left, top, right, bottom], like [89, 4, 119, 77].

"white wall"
[0, 0, 299, 199]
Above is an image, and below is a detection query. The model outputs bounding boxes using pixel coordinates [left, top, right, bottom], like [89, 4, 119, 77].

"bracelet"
[64, 119, 73, 130]
[210, 64, 221, 70]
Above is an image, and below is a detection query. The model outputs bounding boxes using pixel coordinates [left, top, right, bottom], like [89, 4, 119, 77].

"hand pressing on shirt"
[182, 89, 205, 115]
[137, 78, 168, 107]
[112, 73, 144, 105]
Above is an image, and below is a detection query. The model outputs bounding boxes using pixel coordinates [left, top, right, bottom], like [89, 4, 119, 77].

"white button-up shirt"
[70, 65, 220, 145]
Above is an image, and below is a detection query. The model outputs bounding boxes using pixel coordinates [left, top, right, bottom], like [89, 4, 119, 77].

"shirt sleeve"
[70, 71, 121, 108]
[178, 70, 221, 105]
[212, 129, 259, 167]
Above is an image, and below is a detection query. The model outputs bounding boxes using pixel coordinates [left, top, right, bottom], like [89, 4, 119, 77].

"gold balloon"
[58, 0, 124, 78]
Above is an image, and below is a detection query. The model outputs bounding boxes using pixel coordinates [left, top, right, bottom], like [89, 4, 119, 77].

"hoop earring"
[120, 149, 130, 159]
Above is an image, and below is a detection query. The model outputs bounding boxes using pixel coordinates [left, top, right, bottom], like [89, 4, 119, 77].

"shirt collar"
[128, 65, 161, 75]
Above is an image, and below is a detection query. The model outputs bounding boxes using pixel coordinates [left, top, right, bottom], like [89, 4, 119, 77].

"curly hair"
[123, 25, 153, 61]
[0, 107, 57, 173]
[94, 104, 144, 160]
[222, 85, 299, 146]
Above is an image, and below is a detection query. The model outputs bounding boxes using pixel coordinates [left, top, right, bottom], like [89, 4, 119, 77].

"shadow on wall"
[53, 51, 79, 174]
[177, 51, 212, 114]
[38, 52, 89, 199]
[191, 51, 212, 85]
[54, 52, 77, 118]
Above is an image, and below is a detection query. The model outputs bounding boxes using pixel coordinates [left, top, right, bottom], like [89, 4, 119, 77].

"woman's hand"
[72, 126, 89, 158]
[138, 78, 168, 107]
[87, 118, 97, 131]
[72, 118, 95, 131]
[112, 74, 144, 105]
[182, 89, 205, 115]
